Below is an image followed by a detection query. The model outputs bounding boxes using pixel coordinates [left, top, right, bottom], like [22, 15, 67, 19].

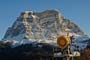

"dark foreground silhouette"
[0, 42, 90, 60]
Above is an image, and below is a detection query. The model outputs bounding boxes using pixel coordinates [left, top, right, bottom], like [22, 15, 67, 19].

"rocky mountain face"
[2, 10, 84, 43]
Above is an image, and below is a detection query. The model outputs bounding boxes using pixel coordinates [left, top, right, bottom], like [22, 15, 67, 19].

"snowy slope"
[2, 10, 88, 50]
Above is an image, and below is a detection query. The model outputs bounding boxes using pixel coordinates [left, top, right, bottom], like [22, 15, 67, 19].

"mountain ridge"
[3, 10, 84, 43]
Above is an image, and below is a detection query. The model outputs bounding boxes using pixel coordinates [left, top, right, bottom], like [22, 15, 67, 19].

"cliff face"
[3, 10, 84, 42]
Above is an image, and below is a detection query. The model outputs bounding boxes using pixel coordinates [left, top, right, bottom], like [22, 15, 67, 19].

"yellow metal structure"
[57, 36, 71, 49]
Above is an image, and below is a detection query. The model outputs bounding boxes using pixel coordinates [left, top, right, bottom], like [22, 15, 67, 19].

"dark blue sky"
[0, 0, 90, 40]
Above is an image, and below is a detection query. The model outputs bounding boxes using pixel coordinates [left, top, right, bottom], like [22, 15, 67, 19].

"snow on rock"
[2, 10, 88, 49]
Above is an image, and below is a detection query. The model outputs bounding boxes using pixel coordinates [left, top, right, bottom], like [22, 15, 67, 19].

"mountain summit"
[3, 10, 85, 43]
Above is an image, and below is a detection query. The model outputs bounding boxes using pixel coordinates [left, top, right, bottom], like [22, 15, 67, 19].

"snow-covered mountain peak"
[2, 10, 85, 44]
